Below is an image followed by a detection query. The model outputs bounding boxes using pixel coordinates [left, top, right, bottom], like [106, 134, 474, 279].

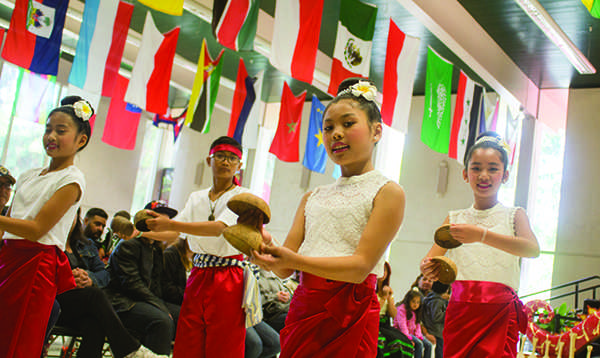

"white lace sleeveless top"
[298, 170, 392, 277]
[447, 203, 521, 290]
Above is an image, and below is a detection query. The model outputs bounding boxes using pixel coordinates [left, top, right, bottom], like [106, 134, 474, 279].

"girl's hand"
[382, 285, 393, 298]
[145, 210, 172, 232]
[449, 224, 486, 244]
[260, 226, 273, 247]
[420, 257, 440, 281]
[250, 244, 295, 272]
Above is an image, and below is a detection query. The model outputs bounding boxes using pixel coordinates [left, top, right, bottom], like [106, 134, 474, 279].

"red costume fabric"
[443, 280, 527, 358]
[0, 239, 75, 358]
[280, 272, 380, 358]
[172, 255, 245, 358]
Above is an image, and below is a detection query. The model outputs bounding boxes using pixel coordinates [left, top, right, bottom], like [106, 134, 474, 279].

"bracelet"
[481, 228, 488, 243]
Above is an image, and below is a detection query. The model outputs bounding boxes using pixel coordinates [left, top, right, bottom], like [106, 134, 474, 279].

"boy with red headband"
[146, 136, 250, 357]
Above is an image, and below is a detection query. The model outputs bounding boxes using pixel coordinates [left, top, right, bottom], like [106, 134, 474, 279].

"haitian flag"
[102, 75, 142, 150]
[269, 82, 306, 162]
[69, 0, 134, 96]
[212, 0, 259, 51]
[227, 58, 256, 145]
[2, 0, 69, 75]
[124, 12, 180, 115]
[302, 95, 326, 173]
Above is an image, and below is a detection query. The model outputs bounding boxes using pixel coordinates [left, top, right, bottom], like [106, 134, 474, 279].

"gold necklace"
[208, 182, 235, 221]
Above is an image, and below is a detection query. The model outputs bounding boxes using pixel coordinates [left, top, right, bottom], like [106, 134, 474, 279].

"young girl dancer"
[0, 96, 93, 358]
[252, 78, 406, 357]
[421, 131, 540, 358]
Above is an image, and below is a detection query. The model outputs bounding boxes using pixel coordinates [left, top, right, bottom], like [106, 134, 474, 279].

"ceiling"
[0, 0, 597, 109]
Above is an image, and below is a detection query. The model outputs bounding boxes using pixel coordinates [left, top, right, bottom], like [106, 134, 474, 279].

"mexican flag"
[327, 0, 377, 95]
[421, 47, 453, 154]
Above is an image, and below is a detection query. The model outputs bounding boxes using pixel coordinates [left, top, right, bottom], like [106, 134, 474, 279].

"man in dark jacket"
[106, 201, 180, 356]
[422, 281, 450, 358]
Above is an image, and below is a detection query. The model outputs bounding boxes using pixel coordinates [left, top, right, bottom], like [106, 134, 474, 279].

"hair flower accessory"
[475, 135, 511, 155]
[349, 81, 377, 102]
[73, 100, 93, 122]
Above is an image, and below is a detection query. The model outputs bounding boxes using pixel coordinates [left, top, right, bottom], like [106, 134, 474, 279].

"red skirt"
[280, 272, 380, 358]
[0, 239, 75, 358]
[443, 280, 527, 358]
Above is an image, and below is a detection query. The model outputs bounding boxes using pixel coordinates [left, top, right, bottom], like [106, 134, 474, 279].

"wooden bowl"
[133, 210, 154, 232]
[434, 224, 462, 249]
[223, 224, 263, 256]
[431, 256, 458, 284]
[227, 193, 271, 224]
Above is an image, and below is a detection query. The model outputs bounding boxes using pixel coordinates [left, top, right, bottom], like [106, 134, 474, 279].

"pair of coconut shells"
[430, 224, 460, 284]
[222, 193, 271, 256]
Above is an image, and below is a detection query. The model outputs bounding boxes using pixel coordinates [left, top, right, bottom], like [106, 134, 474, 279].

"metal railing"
[520, 275, 600, 311]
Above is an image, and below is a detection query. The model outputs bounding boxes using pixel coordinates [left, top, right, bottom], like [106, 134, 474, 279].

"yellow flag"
[184, 39, 207, 126]
[139, 0, 183, 16]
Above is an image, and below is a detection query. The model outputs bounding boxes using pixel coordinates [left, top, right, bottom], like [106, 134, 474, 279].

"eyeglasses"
[211, 153, 240, 164]
[0, 182, 13, 190]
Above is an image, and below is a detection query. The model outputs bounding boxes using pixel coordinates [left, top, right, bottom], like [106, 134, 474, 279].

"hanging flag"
[101, 2, 133, 97]
[242, 70, 264, 149]
[69, 0, 133, 96]
[2, 0, 69, 75]
[421, 47, 453, 154]
[154, 108, 187, 142]
[487, 98, 500, 132]
[138, 0, 183, 16]
[327, 0, 377, 95]
[505, 106, 519, 166]
[381, 19, 420, 133]
[582, 0, 600, 17]
[227, 58, 256, 145]
[269, 82, 306, 162]
[302, 95, 327, 173]
[102, 75, 142, 150]
[186, 39, 224, 133]
[124, 13, 180, 115]
[212, 0, 259, 51]
[270, 0, 324, 84]
[449, 71, 484, 163]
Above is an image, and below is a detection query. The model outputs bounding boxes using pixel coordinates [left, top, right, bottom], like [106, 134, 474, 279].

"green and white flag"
[421, 47, 453, 153]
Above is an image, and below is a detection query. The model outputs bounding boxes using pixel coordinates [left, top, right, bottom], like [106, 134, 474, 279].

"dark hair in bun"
[48, 95, 94, 151]
[323, 77, 381, 124]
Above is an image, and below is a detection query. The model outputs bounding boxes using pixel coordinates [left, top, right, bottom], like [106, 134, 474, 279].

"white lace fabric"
[298, 170, 391, 277]
[447, 203, 521, 290]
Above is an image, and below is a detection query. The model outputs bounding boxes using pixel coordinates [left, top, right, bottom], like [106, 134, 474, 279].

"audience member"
[245, 321, 281, 358]
[393, 290, 432, 358]
[56, 210, 168, 358]
[105, 201, 180, 356]
[422, 281, 450, 358]
[83, 207, 108, 257]
[411, 274, 433, 297]
[258, 268, 293, 333]
[0, 164, 15, 216]
[162, 237, 193, 305]
[104, 215, 136, 261]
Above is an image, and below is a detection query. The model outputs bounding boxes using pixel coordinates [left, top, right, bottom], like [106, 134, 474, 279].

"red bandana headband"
[209, 144, 243, 159]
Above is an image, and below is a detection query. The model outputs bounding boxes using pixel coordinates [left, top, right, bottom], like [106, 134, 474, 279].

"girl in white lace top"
[252, 78, 405, 357]
[420, 132, 539, 358]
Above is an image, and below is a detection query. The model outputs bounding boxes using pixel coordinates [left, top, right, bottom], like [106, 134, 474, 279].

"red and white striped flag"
[381, 19, 420, 133]
[449, 71, 485, 163]
[269, 0, 324, 84]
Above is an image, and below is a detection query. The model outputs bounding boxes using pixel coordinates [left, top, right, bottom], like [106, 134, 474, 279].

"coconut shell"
[430, 256, 458, 284]
[134, 210, 154, 232]
[227, 193, 271, 224]
[223, 224, 263, 256]
[434, 224, 462, 249]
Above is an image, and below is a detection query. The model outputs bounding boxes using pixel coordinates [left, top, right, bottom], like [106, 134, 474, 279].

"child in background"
[393, 290, 433, 358]
[252, 78, 406, 357]
[421, 281, 450, 358]
[0, 96, 93, 358]
[421, 132, 540, 358]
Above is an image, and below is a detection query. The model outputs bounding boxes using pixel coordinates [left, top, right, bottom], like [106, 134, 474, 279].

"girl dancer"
[421, 131, 540, 357]
[252, 78, 405, 357]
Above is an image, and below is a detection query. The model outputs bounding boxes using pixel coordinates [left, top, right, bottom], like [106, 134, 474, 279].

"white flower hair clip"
[72, 100, 93, 122]
[339, 81, 377, 102]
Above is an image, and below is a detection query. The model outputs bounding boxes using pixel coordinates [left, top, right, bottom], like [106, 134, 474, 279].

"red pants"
[443, 280, 527, 358]
[172, 257, 245, 358]
[0, 239, 75, 358]
[280, 272, 380, 358]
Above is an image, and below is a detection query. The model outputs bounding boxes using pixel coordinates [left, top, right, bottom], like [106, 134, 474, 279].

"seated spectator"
[55, 209, 168, 358]
[245, 321, 280, 358]
[162, 237, 193, 305]
[393, 290, 432, 358]
[258, 268, 293, 333]
[422, 281, 450, 358]
[104, 215, 136, 262]
[411, 274, 433, 297]
[0, 165, 15, 216]
[105, 201, 180, 356]
[83, 207, 108, 258]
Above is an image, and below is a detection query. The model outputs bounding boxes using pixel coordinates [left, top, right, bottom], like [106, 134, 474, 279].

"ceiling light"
[514, 0, 596, 74]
